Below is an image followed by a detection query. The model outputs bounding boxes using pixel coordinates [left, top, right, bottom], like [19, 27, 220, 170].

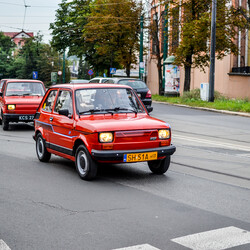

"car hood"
[4, 96, 43, 105]
[76, 113, 170, 133]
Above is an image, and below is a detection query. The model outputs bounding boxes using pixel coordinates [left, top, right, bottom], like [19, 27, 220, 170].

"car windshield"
[75, 88, 144, 115]
[118, 80, 147, 89]
[5, 82, 45, 96]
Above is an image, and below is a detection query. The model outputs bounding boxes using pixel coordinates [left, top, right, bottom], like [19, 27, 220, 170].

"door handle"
[49, 117, 53, 121]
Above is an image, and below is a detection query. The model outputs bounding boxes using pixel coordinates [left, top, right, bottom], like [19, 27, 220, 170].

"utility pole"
[209, 0, 217, 102]
[162, 5, 168, 92]
[63, 51, 66, 83]
[139, 15, 144, 80]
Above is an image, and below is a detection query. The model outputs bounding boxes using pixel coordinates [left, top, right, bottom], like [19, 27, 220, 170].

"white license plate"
[19, 115, 34, 121]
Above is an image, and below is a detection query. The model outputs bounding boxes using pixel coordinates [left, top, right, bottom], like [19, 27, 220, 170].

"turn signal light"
[102, 144, 114, 150]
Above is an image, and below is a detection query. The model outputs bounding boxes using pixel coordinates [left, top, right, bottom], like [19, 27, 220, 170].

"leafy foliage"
[50, 0, 142, 77]
[0, 32, 15, 78]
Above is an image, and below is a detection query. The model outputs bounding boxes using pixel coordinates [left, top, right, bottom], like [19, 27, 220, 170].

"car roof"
[5, 79, 44, 84]
[49, 83, 132, 90]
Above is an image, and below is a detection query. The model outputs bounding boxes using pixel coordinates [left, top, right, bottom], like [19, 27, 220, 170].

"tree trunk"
[126, 66, 130, 77]
[157, 59, 163, 94]
[184, 55, 192, 92]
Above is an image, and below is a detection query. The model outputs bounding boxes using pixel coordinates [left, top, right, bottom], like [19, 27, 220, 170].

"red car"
[33, 83, 176, 180]
[0, 79, 46, 130]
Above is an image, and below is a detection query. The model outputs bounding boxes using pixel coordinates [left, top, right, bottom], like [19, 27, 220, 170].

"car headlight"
[7, 104, 15, 110]
[158, 129, 170, 139]
[99, 132, 113, 143]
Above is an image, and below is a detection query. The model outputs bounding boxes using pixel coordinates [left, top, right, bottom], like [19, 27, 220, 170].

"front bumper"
[91, 145, 176, 162]
[4, 113, 35, 122]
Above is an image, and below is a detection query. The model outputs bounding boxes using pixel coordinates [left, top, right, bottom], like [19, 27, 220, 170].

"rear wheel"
[2, 115, 9, 131]
[36, 133, 51, 162]
[148, 156, 170, 174]
[75, 145, 97, 180]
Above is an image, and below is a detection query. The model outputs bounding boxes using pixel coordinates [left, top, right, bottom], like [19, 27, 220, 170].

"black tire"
[36, 133, 51, 162]
[75, 145, 97, 180]
[148, 156, 171, 174]
[2, 115, 9, 131]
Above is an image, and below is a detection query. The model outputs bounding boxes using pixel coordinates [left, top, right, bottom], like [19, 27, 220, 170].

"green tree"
[0, 32, 15, 78]
[8, 35, 70, 85]
[84, 0, 142, 76]
[50, 0, 142, 77]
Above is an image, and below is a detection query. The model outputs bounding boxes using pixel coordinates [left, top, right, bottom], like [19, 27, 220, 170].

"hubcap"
[77, 150, 88, 175]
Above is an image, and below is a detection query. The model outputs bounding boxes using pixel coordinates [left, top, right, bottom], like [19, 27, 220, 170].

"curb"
[153, 101, 250, 118]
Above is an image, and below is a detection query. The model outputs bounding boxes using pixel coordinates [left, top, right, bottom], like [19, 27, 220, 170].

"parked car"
[33, 83, 176, 180]
[104, 78, 153, 110]
[0, 79, 46, 130]
[89, 77, 112, 83]
[70, 79, 89, 84]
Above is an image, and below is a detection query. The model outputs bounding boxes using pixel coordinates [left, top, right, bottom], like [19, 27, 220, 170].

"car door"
[39, 89, 58, 143]
[49, 89, 75, 156]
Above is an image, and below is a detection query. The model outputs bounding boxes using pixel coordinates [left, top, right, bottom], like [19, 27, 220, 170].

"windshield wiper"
[79, 109, 114, 116]
[22, 93, 31, 96]
[113, 107, 137, 114]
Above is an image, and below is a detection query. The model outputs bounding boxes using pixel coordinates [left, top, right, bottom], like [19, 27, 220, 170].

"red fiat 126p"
[0, 79, 46, 130]
[33, 83, 176, 180]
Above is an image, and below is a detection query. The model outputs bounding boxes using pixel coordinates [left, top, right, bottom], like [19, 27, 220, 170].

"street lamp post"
[209, 0, 217, 102]
[139, 15, 144, 80]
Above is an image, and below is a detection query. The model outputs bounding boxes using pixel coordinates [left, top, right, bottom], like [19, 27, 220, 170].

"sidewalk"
[153, 100, 250, 118]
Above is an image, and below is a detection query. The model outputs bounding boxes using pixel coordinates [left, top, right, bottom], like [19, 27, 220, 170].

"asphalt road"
[0, 103, 250, 250]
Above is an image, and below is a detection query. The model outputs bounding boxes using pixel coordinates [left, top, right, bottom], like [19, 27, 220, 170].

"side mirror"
[58, 109, 69, 117]
[146, 106, 153, 113]
[0, 92, 2, 97]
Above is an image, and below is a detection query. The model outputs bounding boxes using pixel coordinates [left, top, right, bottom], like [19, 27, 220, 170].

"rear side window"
[42, 90, 57, 112]
[105, 80, 115, 83]
[89, 79, 99, 83]
[0, 80, 5, 91]
[118, 80, 147, 89]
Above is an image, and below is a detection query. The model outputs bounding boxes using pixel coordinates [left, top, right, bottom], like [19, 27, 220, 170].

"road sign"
[58, 70, 62, 76]
[51, 72, 57, 84]
[32, 71, 38, 79]
[88, 69, 94, 76]
[110, 68, 116, 74]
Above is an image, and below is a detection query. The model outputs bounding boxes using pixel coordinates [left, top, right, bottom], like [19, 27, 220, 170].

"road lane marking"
[113, 244, 160, 250]
[0, 240, 11, 250]
[173, 134, 250, 152]
[171, 226, 250, 250]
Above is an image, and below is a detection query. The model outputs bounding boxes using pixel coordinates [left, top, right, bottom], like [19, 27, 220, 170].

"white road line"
[171, 226, 250, 250]
[173, 134, 250, 152]
[0, 240, 11, 250]
[112, 243, 160, 250]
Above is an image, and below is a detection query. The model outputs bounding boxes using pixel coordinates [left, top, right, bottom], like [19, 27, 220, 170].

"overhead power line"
[22, 0, 31, 30]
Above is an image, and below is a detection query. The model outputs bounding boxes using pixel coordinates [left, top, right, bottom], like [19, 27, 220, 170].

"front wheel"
[36, 133, 51, 162]
[2, 115, 9, 131]
[75, 145, 97, 180]
[148, 156, 171, 174]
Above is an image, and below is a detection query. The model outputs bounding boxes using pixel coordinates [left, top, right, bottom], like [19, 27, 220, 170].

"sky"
[0, 0, 64, 43]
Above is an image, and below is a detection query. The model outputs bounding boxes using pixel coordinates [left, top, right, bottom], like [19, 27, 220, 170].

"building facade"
[4, 31, 33, 49]
[147, 0, 250, 99]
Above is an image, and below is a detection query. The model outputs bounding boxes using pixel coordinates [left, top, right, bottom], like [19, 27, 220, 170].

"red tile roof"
[3, 31, 34, 38]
